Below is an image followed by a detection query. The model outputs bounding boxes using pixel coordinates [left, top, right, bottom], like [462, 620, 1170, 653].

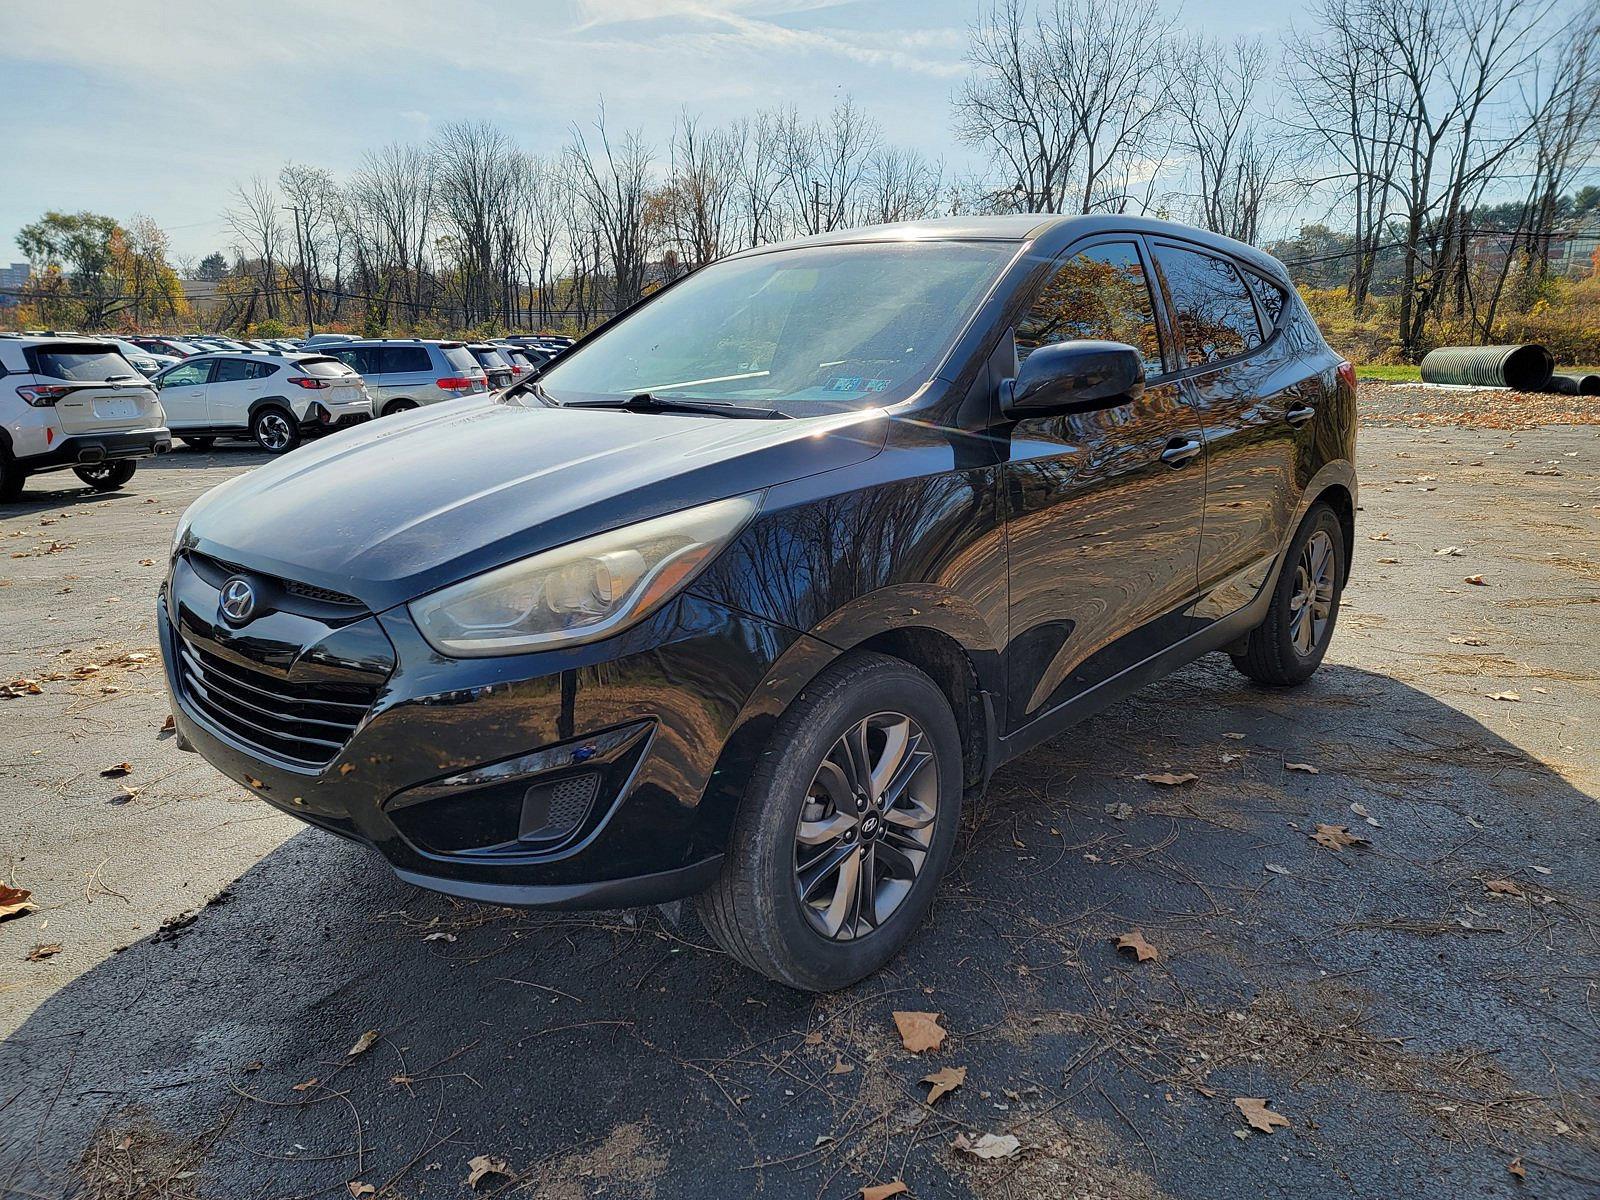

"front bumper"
[158, 552, 814, 909]
[20, 427, 172, 472]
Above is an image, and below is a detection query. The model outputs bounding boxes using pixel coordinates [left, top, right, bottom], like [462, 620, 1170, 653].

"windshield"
[472, 348, 511, 369]
[537, 241, 1014, 411]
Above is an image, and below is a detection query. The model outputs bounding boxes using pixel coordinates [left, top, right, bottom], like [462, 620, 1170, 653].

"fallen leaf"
[160, 714, 176, 732]
[1114, 929, 1158, 962]
[26, 942, 62, 961]
[1223, 732, 1245, 740]
[922, 1065, 967, 1104]
[1134, 772, 1197, 786]
[1284, 762, 1319, 774]
[1508, 1157, 1526, 1179]
[803, 1030, 823, 1046]
[1448, 635, 1487, 646]
[1310, 824, 1367, 851]
[1234, 1096, 1290, 1134]
[951, 1132, 1021, 1160]
[830, 1054, 855, 1075]
[339, 763, 356, 776]
[1368, 531, 1392, 541]
[347, 1029, 380, 1057]
[99, 762, 133, 778]
[893, 1011, 947, 1053]
[1104, 802, 1134, 820]
[0, 885, 36, 923]
[861, 1184, 909, 1200]
[1464, 575, 1489, 586]
[1434, 546, 1465, 556]
[1484, 879, 1524, 898]
[1488, 691, 1521, 702]
[466, 1155, 514, 1189]
[347, 1184, 375, 1199]
[1264, 863, 1290, 876]
[292, 1078, 319, 1092]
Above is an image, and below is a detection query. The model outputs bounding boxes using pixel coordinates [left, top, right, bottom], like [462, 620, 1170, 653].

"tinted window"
[441, 345, 480, 373]
[30, 347, 142, 382]
[376, 346, 431, 374]
[299, 357, 353, 378]
[161, 361, 211, 387]
[1017, 242, 1164, 375]
[330, 348, 370, 374]
[1245, 271, 1287, 330]
[471, 348, 511, 370]
[1152, 244, 1262, 366]
[213, 358, 256, 383]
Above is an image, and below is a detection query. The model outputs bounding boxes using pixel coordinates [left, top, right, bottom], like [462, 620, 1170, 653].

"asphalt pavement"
[2, 406, 1597, 1199]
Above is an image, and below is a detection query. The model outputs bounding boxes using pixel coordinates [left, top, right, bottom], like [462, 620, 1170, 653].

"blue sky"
[1, 0, 1295, 265]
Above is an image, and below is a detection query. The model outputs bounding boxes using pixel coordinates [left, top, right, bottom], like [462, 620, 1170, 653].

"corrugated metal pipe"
[1418, 344, 1554, 391]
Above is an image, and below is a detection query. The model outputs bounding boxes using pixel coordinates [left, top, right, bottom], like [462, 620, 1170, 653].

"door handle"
[1285, 403, 1316, 426]
[1160, 437, 1202, 467]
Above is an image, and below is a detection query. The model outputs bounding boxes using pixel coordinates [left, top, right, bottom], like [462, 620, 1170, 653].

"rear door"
[1148, 240, 1312, 620]
[155, 359, 214, 427]
[1003, 237, 1207, 729]
[207, 357, 268, 427]
[27, 343, 163, 435]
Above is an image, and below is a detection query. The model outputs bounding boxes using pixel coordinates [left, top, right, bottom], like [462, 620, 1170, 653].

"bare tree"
[226, 176, 285, 317]
[567, 106, 656, 310]
[1174, 37, 1280, 243]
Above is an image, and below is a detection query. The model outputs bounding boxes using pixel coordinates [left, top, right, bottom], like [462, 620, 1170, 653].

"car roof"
[726, 213, 1290, 280]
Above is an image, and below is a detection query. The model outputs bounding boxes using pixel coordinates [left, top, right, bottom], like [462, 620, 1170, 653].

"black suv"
[161, 216, 1356, 990]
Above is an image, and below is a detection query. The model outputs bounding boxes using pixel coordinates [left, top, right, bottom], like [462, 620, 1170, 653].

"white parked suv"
[153, 352, 372, 454]
[0, 334, 171, 502]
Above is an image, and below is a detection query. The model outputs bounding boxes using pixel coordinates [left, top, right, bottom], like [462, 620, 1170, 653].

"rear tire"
[251, 407, 300, 454]
[73, 461, 137, 492]
[1230, 502, 1345, 687]
[382, 399, 419, 417]
[0, 456, 26, 503]
[696, 652, 963, 991]
[180, 436, 215, 451]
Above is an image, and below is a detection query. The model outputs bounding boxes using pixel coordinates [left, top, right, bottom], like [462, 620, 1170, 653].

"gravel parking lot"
[3, 393, 1598, 1199]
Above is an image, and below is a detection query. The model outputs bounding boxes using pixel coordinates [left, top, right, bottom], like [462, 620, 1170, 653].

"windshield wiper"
[564, 392, 790, 420]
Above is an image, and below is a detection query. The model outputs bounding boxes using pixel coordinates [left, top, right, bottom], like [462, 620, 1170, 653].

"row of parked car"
[0, 331, 576, 500]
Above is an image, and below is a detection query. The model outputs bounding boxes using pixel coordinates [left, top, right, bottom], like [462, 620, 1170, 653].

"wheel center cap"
[860, 812, 882, 840]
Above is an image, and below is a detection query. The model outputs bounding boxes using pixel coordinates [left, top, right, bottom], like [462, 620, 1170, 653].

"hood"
[184, 396, 887, 612]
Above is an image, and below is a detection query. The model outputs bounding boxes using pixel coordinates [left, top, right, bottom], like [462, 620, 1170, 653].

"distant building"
[0, 262, 29, 307]
[1550, 215, 1600, 277]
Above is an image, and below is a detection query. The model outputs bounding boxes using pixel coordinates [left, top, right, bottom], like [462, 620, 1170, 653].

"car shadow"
[2, 659, 1596, 1198]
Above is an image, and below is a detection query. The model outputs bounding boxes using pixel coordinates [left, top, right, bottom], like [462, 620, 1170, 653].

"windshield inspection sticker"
[827, 377, 892, 393]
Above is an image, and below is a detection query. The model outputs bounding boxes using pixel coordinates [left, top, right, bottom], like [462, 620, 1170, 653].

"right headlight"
[408, 493, 760, 657]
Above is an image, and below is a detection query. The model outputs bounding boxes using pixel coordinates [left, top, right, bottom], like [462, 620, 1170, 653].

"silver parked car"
[323, 340, 488, 416]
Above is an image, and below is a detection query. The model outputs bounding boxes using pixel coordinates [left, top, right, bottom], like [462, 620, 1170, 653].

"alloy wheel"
[1288, 529, 1336, 656]
[257, 412, 293, 451]
[792, 711, 938, 941]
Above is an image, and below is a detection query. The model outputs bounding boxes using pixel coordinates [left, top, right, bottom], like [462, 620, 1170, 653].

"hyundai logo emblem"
[219, 577, 257, 624]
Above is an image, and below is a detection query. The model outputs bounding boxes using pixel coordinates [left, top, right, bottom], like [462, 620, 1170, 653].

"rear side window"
[1244, 271, 1287, 330]
[1152, 243, 1263, 366]
[441, 345, 480, 373]
[375, 346, 431, 374]
[298, 357, 353, 378]
[28, 346, 140, 381]
[1017, 242, 1164, 376]
[330, 348, 370, 374]
[213, 358, 257, 383]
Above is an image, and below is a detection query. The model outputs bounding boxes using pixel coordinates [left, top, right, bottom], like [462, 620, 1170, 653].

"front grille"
[283, 579, 363, 606]
[176, 640, 376, 768]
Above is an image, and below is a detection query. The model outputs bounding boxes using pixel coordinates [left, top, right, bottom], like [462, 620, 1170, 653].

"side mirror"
[1002, 339, 1145, 418]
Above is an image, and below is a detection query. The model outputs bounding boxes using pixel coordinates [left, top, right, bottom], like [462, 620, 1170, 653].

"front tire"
[697, 652, 963, 991]
[73, 460, 137, 492]
[1230, 502, 1345, 686]
[382, 399, 419, 417]
[251, 407, 301, 454]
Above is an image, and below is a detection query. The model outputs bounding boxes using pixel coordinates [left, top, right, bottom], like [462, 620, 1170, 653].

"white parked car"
[0, 333, 171, 501]
[152, 352, 372, 454]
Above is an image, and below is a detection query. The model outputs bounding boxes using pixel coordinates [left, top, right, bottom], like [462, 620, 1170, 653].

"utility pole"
[812, 180, 822, 234]
[282, 205, 314, 339]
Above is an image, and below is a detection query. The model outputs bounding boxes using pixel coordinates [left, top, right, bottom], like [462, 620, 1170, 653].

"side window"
[1017, 242, 1164, 377]
[250, 361, 279, 379]
[1244, 270, 1287, 331]
[333, 348, 370, 374]
[385, 346, 431, 373]
[162, 362, 210, 387]
[1151, 243, 1262, 367]
[213, 358, 254, 383]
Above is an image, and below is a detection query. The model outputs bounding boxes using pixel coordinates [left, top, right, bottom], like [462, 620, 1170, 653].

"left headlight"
[408, 493, 761, 657]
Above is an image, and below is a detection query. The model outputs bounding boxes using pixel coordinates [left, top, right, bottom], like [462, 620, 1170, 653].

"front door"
[1003, 238, 1206, 730]
[156, 359, 214, 428]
